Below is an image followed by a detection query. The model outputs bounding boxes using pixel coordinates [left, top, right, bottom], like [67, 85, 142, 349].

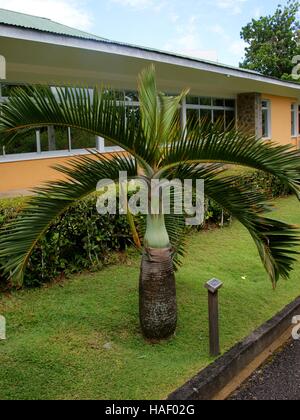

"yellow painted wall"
[262, 94, 299, 148]
[0, 152, 117, 196]
[0, 156, 75, 195]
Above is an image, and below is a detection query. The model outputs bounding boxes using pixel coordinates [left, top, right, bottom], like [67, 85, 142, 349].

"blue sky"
[0, 0, 291, 66]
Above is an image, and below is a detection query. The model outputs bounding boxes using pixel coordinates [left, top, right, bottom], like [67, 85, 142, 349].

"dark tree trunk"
[139, 247, 177, 340]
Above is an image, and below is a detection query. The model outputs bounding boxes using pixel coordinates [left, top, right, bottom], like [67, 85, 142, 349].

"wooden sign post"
[204, 278, 223, 357]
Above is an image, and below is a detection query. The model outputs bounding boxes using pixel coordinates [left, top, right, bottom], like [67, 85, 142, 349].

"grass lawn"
[0, 196, 299, 400]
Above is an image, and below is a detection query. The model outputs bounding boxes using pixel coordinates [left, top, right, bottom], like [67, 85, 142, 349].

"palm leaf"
[0, 83, 154, 173]
[162, 124, 300, 197]
[167, 163, 300, 286]
[0, 153, 137, 285]
[138, 65, 188, 167]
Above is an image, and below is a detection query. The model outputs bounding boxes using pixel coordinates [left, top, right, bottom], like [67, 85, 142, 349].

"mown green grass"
[0, 196, 299, 400]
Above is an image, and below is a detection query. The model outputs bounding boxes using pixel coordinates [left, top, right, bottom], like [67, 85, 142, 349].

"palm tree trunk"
[139, 215, 177, 340]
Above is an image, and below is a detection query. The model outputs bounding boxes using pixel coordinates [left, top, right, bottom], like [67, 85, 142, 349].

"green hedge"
[236, 170, 291, 199]
[0, 196, 134, 289]
[0, 170, 291, 289]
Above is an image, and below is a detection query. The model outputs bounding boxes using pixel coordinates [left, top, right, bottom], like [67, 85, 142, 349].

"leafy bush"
[0, 195, 134, 289]
[0, 170, 292, 289]
[236, 170, 291, 199]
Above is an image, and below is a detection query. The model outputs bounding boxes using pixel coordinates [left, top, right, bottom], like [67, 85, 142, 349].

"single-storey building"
[0, 8, 300, 196]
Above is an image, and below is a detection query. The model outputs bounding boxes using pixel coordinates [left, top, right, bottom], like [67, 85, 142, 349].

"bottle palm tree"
[0, 66, 299, 341]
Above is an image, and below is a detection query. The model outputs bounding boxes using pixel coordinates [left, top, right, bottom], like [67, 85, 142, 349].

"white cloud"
[164, 16, 218, 62]
[253, 7, 262, 19]
[228, 39, 246, 57]
[215, 0, 247, 15]
[110, 0, 165, 12]
[169, 12, 179, 23]
[0, 0, 93, 31]
[210, 24, 225, 35]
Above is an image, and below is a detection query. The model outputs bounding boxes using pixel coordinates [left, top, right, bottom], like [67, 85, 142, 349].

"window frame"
[291, 103, 298, 138]
[185, 96, 236, 131]
[1, 86, 236, 163]
[262, 100, 271, 140]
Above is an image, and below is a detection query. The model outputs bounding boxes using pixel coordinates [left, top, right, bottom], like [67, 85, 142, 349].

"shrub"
[0, 170, 292, 289]
[0, 195, 134, 289]
[236, 170, 291, 198]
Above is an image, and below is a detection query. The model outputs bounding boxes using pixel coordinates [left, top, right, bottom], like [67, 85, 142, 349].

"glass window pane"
[114, 90, 125, 101]
[125, 91, 139, 103]
[186, 96, 199, 105]
[200, 109, 212, 124]
[225, 110, 236, 129]
[1, 84, 34, 98]
[212, 98, 224, 107]
[262, 109, 269, 137]
[200, 97, 211, 106]
[4, 131, 37, 154]
[213, 109, 225, 129]
[126, 106, 140, 124]
[225, 99, 235, 108]
[71, 129, 96, 149]
[187, 109, 200, 128]
[40, 127, 69, 152]
[291, 105, 296, 136]
[262, 101, 268, 109]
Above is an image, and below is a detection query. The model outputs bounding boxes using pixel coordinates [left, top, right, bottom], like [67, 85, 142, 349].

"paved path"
[229, 340, 300, 400]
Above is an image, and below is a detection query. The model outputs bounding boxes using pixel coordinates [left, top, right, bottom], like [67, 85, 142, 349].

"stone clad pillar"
[237, 93, 262, 138]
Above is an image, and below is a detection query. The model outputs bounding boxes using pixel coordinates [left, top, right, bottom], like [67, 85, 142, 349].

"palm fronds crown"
[0, 65, 300, 286]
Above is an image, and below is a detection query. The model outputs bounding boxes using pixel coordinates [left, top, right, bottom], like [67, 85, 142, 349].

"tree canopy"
[240, 0, 300, 79]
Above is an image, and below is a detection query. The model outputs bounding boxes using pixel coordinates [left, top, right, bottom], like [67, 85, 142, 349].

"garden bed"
[0, 196, 299, 400]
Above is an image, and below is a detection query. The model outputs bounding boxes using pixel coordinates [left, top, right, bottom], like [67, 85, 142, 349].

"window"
[186, 109, 200, 128]
[291, 104, 298, 137]
[262, 100, 271, 138]
[185, 96, 236, 131]
[1, 130, 37, 155]
[105, 91, 141, 148]
[0, 87, 236, 160]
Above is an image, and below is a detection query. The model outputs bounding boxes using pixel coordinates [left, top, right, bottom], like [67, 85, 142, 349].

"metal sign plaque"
[205, 278, 223, 294]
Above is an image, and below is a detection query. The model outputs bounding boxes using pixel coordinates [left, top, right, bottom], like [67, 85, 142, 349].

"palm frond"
[138, 65, 159, 145]
[162, 124, 300, 197]
[167, 163, 300, 285]
[138, 65, 188, 166]
[164, 213, 187, 270]
[0, 153, 137, 285]
[0, 82, 154, 172]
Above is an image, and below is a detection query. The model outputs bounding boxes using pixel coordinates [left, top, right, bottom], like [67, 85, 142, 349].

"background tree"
[240, 0, 300, 79]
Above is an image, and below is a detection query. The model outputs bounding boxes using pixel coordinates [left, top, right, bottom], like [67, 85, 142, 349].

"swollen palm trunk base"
[139, 247, 177, 340]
